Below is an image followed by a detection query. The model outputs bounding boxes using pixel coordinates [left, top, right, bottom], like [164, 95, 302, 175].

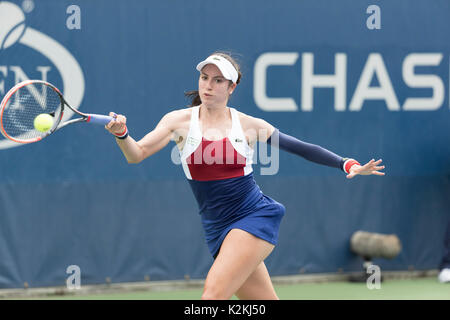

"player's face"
[198, 64, 235, 107]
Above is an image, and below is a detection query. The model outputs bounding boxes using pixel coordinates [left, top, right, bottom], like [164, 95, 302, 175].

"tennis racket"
[0, 80, 114, 144]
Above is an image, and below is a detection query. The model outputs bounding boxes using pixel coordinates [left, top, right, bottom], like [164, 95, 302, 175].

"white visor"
[196, 55, 238, 84]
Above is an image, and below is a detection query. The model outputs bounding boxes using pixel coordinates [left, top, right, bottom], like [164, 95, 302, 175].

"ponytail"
[184, 90, 202, 107]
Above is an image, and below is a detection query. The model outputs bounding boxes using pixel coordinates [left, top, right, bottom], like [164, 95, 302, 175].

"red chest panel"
[186, 137, 246, 181]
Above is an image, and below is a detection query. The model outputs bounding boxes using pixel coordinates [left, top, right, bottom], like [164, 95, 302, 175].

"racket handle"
[87, 114, 115, 125]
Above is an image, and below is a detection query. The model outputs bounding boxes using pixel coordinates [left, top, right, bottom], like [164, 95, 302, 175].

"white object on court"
[438, 268, 450, 283]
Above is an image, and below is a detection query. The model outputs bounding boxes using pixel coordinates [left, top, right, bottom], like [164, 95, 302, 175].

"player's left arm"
[241, 113, 385, 178]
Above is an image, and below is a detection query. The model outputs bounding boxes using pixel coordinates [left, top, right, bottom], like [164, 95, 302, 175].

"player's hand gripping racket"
[0, 80, 114, 144]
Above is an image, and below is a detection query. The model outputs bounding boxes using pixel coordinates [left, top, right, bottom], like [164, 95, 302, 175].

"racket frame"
[0, 80, 112, 144]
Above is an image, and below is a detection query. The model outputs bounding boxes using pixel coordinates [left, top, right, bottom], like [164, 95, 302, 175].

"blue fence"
[0, 0, 449, 288]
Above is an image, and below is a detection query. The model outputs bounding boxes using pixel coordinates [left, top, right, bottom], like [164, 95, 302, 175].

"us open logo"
[0, 1, 85, 150]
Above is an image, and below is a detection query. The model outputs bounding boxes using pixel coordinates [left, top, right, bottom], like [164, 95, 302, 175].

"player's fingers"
[367, 160, 383, 170]
[360, 160, 372, 169]
[106, 112, 118, 128]
[105, 112, 127, 135]
[108, 112, 118, 121]
[116, 114, 127, 125]
[107, 121, 117, 130]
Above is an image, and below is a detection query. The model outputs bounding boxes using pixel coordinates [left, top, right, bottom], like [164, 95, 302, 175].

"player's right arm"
[106, 111, 180, 164]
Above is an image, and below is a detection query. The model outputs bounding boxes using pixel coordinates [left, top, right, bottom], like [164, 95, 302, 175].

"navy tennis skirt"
[188, 173, 286, 258]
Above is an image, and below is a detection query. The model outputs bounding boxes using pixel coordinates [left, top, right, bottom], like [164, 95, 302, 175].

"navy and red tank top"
[180, 106, 254, 181]
[178, 106, 285, 257]
[178, 106, 262, 217]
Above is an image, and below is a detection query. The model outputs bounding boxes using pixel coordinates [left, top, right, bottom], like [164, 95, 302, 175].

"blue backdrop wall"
[0, 0, 449, 288]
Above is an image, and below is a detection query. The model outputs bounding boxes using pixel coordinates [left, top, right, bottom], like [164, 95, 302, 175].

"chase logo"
[0, 1, 85, 150]
[254, 52, 448, 112]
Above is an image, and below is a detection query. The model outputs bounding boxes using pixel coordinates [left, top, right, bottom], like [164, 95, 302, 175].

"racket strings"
[1, 83, 62, 141]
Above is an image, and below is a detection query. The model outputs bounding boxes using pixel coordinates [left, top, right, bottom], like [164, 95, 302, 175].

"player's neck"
[200, 104, 229, 122]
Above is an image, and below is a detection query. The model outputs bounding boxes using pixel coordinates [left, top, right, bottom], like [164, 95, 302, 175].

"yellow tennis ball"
[34, 113, 54, 132]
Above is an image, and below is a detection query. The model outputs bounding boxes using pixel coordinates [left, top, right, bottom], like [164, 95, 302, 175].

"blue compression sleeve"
[267, 129, 346, 171]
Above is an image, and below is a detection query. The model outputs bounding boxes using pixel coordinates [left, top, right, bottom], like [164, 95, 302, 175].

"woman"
[105, 52, 385, 300]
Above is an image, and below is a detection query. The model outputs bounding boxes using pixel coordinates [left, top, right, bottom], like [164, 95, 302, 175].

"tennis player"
[105, 52, 385, 300]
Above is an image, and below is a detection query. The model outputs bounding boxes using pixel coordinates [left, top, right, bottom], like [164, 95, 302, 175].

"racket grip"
[87, 114, 115, 125]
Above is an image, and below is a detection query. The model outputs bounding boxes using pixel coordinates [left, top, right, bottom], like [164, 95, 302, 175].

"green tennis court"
[19, 276, 449, 300]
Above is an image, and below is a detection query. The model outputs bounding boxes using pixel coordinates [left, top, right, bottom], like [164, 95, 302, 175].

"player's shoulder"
[232, 108, 252, 123]
[232, 107, 275, 136]
[162, 107, 192, 122]
[233, 108, 265, 128]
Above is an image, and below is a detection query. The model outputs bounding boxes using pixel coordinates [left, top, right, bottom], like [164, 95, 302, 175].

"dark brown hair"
[185, 51, 242, 107]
